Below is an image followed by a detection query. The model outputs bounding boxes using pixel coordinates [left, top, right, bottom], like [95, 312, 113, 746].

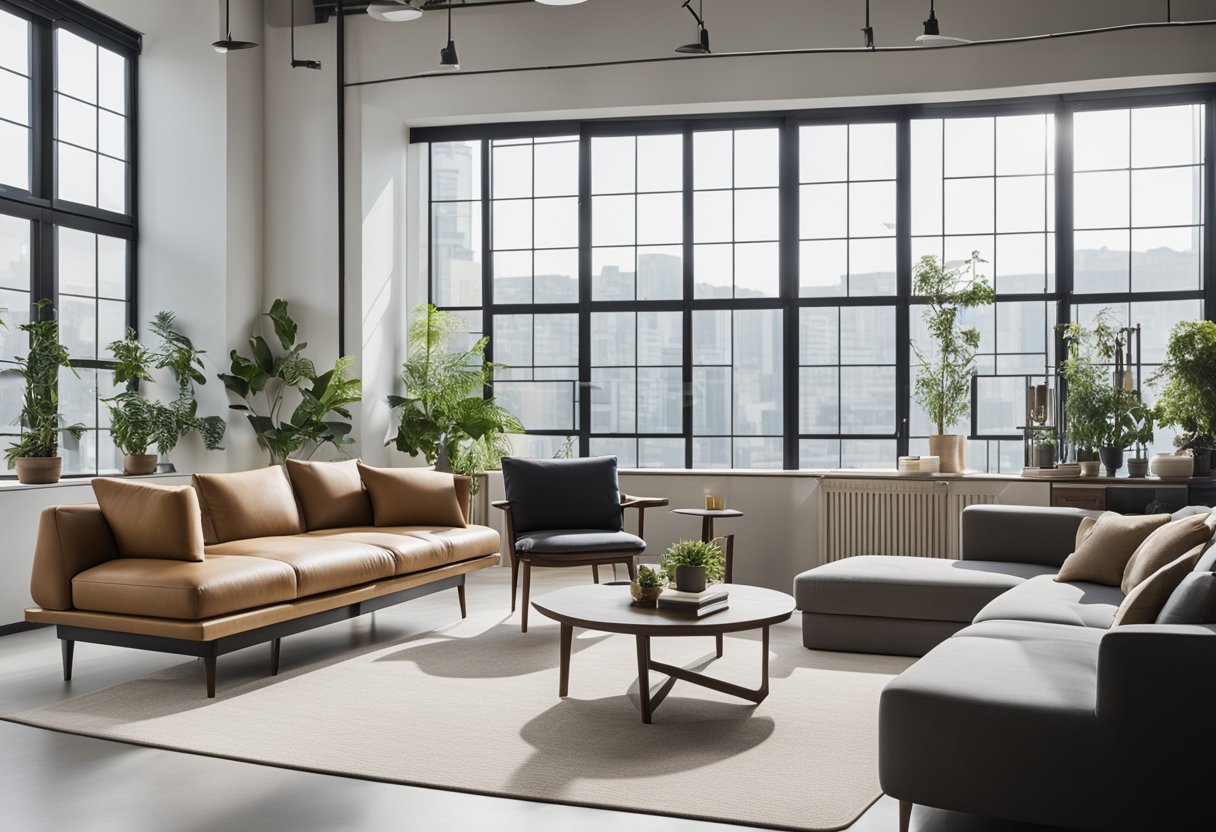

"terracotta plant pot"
[928, 434, 966, 474]
[123, 454, 158, 475]
[674, 565, 708, 593]
[14, 456, 62, 485]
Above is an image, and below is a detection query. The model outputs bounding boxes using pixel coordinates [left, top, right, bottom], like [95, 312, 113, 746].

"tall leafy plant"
[2, 301, 85, 465]
[389, 304, 522, 492]
[911, 252, 995, 435]
[1060, 309, 1138, 453]
[104, 328, 177, 456]
[149, 311, 225, 454]
[1150, 319, 1216, 451]
[219, 299, 361, 465]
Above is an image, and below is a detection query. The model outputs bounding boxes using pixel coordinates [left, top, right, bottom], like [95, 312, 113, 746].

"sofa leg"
[61, 638, 74, 682]
[592, 564, 600, 584]
[270, 638, 281, 676]
[457, 582, 467, 619]
[204, 655, 217, 698]
[521, 562, 532, 633]
[899, 800, 912, 832]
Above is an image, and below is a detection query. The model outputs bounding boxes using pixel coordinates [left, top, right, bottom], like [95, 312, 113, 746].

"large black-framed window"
[0, 0, 139, 477]
[419, 85, 1216, 472]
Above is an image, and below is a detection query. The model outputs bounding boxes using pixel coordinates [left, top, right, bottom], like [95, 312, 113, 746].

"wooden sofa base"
[36, 555, 497, 698]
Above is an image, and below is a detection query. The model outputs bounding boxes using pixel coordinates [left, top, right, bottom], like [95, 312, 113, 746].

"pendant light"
[860, 0, 874, 48]
[290, 0, 322, 69]
[675, 0, 710, 55]
[915, 0, 970, 45]
[437, 1, 460, 71]
[367, 1, 424, 22]
[536, 0, 588, 5]
[212, 0, 258, 53]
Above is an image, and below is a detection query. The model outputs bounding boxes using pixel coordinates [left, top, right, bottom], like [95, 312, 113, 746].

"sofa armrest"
[1097, 624, 1216, 725]
[30, 505, 120, 611]
[621, 494, 667, 539]
[960, 505, 1096, 568]
[491, 500, 518, 558]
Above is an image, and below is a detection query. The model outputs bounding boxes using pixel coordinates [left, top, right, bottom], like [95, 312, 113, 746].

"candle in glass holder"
[705, 495, 724, 511]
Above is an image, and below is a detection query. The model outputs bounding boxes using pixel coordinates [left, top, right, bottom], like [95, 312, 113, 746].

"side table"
[671, 508, 743, 582]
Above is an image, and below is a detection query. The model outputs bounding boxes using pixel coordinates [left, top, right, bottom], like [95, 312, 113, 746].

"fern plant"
[2, 301, 85, 465]
[388, 304, 522, 493]
[911, 252, 995, 435]
[219, 299, 361, 465]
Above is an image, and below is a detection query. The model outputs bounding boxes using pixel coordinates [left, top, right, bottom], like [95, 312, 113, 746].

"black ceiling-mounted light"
[212, 0, 258, 53]
[367, 1, 425, 21]
[915, 0, 970, 46]
[676, 0, 710, 54]
[438, 1, 460, 70]
[290, 0, 322, 69]
[861, 0, 874, 48]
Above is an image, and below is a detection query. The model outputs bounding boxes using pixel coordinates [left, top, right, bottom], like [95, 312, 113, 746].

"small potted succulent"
[629, 564, 666, 607]
[1035, 436, 1057, 470]
[660, 538, 725, 593]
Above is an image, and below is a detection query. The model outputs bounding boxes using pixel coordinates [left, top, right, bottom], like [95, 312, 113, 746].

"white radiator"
[818, 479, 950, 561]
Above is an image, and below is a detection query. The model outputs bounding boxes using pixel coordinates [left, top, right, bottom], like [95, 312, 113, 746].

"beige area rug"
[5, 605, 911, 831]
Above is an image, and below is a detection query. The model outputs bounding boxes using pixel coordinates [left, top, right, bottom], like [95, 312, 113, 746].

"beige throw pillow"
[357, 464, 467, 528]
[1055, 512, 1170, 586]
[192, 467, 305, 544]
[1120, 514, 1214, 594]
[92, 478, 205, 562]
[1112, 546, 1204, 626]
[284, 458, 373, 531]
[1074, 515, 1098, 550]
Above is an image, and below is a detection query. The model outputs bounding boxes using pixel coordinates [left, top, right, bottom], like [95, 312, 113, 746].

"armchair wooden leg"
[521, 561, 532, 633]
[899, 800, 912, 832]
[592, 564, 600, 584]
[511, 554, 519, 612]
[626, 559, 636, 581]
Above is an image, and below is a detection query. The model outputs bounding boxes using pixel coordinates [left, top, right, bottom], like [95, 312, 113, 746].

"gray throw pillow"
[501, 456, 623, 535]
[1156, 571, 1216, 625]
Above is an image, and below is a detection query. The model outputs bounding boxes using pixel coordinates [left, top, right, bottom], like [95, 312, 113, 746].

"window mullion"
[895, 112, 912, 460]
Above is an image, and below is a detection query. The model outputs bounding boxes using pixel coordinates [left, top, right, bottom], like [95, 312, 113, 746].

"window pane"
[733, 129, 778, 188]
[98, 156, 125, 213]
[1131, 104, 1203, 168]
[97, 46, 126, 114]
[637, 246, 682, 300]
[637, 134, 681, 192]
[0, 68, 28, 125]
[593, 194, 635, 246]
[59, 294, 96, 359]
[59, 227, 96, 296]
[850, 123, 896, 181]
[432, 141, 480, 200]
[944, 117, 994, 177]
[800, 239, 847, 297]
[57, 94, 96, 150]
[0, 11, 29, 74]
[0, 119, 29, 190]
[732, 309, 782, 436]
[693, 130, 731, 190]
[533, 139, 576, 197]
[800, 366, 839, 433]
[693, 190, 731, 243]
[1073, 229, 1128, 294]
[533, 249, 577, 304]
[849, 181, 896, 237]
[996, 114, 1048, 176]
[0, 214, 31, 290]
[592, 136, 633, 195]
[1131, 167, 1201, 228]
[800, 183, 847, 239]
[800, 124, 847, 183]
[592, 246, 633, 301]
[693, 243, 732, 299]
[98, 110, 125, 159]
[735, 188, 778, 242]
[1131, 227, 1200, 293]
[492, 143, 531, 199]
[57, 143, 97, 206]
[1074, 109, 1129, 171]
[431, 201, 481, 306]
[734, 242, 778, 298]
[841, 366, 895, 433]
[56, 30, 97, 104]
[637, 193, 682, 245]
[532, 197, 577, 248]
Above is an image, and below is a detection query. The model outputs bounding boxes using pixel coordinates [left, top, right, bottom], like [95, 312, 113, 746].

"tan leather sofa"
[25, 461, 500, 697]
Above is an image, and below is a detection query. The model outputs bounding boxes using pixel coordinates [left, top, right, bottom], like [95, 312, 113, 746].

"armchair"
[494, 456, 668, 632]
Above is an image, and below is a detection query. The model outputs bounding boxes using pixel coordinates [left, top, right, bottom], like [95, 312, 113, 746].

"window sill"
[0, 472, 189, 492]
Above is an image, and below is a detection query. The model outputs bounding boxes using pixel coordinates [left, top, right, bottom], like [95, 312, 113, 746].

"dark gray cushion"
[501, 456, 622, 535]
[960, 505, 1099, 568]
[801, 611, 964, 657]
[972, 574, 1124, 629]
[1195, 541, 1216, 573]
[1157, 571, 1216, 624]
[515, 529, 645, 555]
[793, 556, 1057, 622]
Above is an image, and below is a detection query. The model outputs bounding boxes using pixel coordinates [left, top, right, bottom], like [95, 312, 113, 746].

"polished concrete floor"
[0, 567, 1066, 832]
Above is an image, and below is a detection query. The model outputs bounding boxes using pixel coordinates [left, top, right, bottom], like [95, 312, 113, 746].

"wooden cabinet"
[1051, 485, 1106, 511]
[1050, 482, 1188, 514]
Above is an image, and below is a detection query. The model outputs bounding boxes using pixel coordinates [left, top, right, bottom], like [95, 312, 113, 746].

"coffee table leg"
[635, 635, 653, 724]
[759, 625, 770, 698]
[559, 623, 573, 697]
[715, 632, 724, 658]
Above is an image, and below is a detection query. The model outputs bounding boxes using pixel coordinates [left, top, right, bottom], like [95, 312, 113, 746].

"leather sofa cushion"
[1112, 546, 1204, 627]
[72, 556, 297, 620]
[972, 574, 1124, 629]
[794, 556, 1056, 622]
[1121, 514, 1213, 594]
[30, 505, 119, 611]
[515, 529, 646, 555]
[285, 458, 373, 530]
[501, 455, 623, 535]
[357, 464, 466, 528]
[304, 525, 499, 573]
[1056, 512, 1170, 586]
[92, 478, 205, 562]
[206, 536, 396, 597]
[193, 467, 304, 544]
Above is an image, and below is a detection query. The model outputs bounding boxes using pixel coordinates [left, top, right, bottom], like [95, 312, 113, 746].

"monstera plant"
[219, 299, 361, 465]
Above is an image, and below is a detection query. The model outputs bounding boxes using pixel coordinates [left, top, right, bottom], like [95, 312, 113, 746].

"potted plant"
[1060, 311, 1122, 477]
[1125, 403, 1155, 478]
[105, 328, 176, 474]
[220, 299, 362, 465]
[1098, 386, 1140, 477]
[1035, 436, 1057, 470]
[629, 564, 666, 607]
[1151, 320, 1216, 477]
[911, 251, 995, 473]
[2, 301, 85, 484]
[389, 304, 522, 502]
[660, 538, 725, 593]
[150, 311, 225, 466]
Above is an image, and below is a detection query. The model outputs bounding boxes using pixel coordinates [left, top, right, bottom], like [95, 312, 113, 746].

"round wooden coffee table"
[531, 583, 795, 723]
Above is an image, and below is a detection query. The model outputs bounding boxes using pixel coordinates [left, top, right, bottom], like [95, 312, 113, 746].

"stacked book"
[657, 587, 730, 617]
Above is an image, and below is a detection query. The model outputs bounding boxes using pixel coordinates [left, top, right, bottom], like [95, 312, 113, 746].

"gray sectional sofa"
[794, 504, 1216, 831]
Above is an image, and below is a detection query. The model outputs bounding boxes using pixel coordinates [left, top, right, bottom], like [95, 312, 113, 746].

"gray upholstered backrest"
[959, 505, 1099, 568]
[501, 456, 623, 535]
